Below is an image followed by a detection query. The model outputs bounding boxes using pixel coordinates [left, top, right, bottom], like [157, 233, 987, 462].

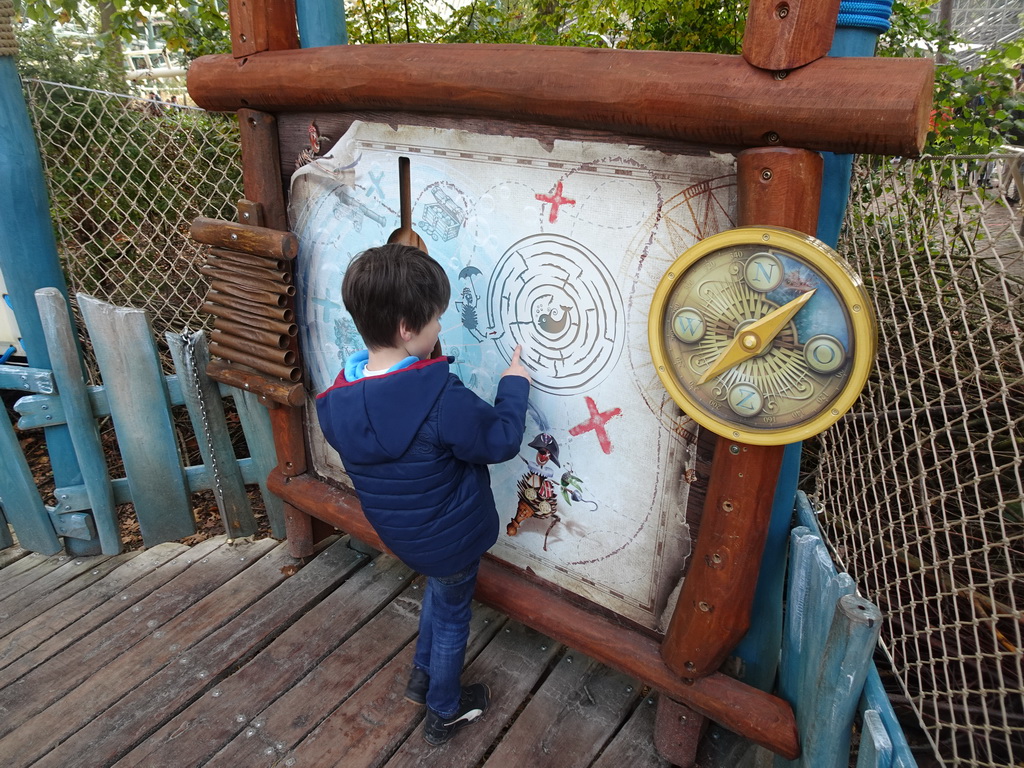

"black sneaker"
[404, 666, 429, 705]
[422, 683, 490, 746]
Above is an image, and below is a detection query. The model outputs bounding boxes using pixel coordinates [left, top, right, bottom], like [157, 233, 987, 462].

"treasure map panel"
[289, 121, 736, 631]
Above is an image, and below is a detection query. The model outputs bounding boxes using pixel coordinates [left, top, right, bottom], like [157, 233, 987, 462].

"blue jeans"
[412, 559, 480, 718]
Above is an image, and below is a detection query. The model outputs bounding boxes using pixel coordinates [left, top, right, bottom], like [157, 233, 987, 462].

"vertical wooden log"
[35, 288, 121, 554]
[236, 105, 311, 556]
[662, 440, 785, 678]
[238, 110, 288, 232]
[226, 0, 298, 58]
[743, 0, 842, 71]
[661, 148, 823, 680]
[167, 331, 257, 539]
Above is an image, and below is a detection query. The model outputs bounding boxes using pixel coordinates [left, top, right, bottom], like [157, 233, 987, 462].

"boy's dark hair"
[342, 243, 451, 350]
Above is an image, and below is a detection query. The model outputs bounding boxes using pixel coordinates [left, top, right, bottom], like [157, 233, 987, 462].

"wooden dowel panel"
[209, 247, 287, 272]
[212, 317, 290, 348]
[209, 279, 290, 308]
[202, 296, 295, 324]
[209, 341, 300, 381]
[205, 255, 292, 284]
[211, 330, 296, 365]
[201, 266, 296, 296]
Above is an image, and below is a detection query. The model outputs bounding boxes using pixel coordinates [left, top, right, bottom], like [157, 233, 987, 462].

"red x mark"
[535, 181, 576, 223]
[569, 396, 622, 455]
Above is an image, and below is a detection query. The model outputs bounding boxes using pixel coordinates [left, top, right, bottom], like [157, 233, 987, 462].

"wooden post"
[661, 148, 823, 681]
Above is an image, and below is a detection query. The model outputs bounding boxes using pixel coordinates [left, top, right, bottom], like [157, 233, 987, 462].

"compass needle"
[697, 289, 815, 385]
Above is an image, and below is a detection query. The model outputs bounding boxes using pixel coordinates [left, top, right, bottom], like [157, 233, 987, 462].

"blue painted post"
[0, 14, 94, 554]
[295, 0, 347, 48]
[818, 1, 895, 248]
[732, 0, 897, 694]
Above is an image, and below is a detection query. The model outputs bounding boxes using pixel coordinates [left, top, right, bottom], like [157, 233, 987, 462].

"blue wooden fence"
[778, 492, 917, 768]
[0, 291, 284, 556]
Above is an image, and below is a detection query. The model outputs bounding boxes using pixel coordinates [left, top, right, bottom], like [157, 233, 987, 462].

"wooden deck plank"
[592, 696, 671, 768]
[281, 604, 505, 768]
[117, 554, 412, 768]
[33, 537, 368, 768]
[0, 546, 31, 569]
[0, 537, 673, 768]
[0, 542, 185, 671]
[0, 538, 221, 683]
[383, 620, 564, 768]
[0, 536, 280, 761]
[0, 549, 138, 631]
[0, 551, 81, 603]
[482, 652, 642, 768]
[204, 572, 428, 768]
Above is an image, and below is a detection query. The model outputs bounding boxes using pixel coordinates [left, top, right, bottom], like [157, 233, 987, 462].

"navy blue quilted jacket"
[315, 354, 530, 576]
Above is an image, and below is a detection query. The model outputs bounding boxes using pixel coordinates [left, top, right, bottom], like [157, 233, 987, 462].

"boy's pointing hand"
[502, 345, 532, 384]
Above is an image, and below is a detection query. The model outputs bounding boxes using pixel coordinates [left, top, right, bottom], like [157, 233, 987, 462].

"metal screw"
[761, 169, 773, 181]
[699, 601, 711, 612]
[729, 444, 740, 454]
[766, 131, 781, 144]
[776, 3, 789, 18]
[774, 70, 788, 81]
[240, 34, 247, 42]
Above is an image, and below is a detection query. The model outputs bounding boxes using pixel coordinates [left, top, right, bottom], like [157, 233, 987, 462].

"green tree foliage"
[877, 0, 1023, 154]
[17, 0, 230, 62]
[345, 0, 747, 53]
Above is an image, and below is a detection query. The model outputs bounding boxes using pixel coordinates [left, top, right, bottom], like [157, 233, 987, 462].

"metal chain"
[184, 332, 226, 532]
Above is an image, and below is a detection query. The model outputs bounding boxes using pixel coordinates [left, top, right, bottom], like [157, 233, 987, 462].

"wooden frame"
[187, 2, 931, 758]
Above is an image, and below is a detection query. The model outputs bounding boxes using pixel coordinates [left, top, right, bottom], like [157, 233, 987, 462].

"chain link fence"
[815, 153, 1024, 767]
[19, 79, 1024, 766]
[22, 79, 242, 379]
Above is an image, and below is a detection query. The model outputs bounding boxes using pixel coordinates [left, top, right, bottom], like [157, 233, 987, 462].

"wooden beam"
[265, 469, 800, 759]
[187, 44, 933, 156]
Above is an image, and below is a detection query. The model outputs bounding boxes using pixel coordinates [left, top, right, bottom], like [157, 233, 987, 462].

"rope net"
[816, 153, 1024, 767]
[22, 79, 242, 378]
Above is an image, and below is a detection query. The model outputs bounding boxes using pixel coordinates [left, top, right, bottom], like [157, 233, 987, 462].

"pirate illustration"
[508, 433, 594, 551]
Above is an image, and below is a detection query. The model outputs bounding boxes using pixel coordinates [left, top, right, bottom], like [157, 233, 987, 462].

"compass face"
[648, 226, 877, 445]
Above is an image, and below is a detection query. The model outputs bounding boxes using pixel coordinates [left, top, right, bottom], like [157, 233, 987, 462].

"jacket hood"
[315, 355, 451, 462]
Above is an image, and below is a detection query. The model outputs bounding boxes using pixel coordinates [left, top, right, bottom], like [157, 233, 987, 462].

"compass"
[648, 226, 877, 446]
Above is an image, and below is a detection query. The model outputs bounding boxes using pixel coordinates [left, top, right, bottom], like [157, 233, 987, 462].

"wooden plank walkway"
[0, 535, 672, 768]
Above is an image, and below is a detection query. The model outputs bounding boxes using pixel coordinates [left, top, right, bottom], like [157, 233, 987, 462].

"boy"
[315, 243, 531, 745]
